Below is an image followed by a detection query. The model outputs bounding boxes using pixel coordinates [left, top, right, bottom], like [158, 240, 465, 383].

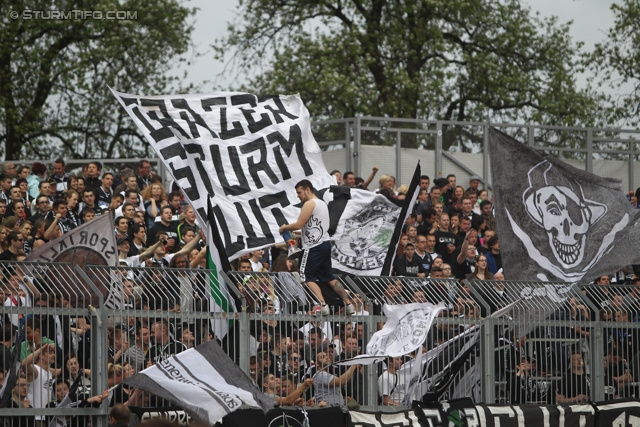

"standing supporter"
[96, 172, 114, 210]
[148, 206, 180, 252]
[0, 173, 13, 204]
[556, 351, 590, 404]
[485, 236, 502, 274]
[128, 223, 148, 256]
[8, 374, 34, 427]
[136, 160, 152, 190]
[378, 356, 405, 405]
[28, 162, 47, 199]
[65, 189, 80, 228]
[312, 351, 359, 406]
[48, 158, 69, 194]
[0, 199, 6, 220]
[480, 199, 496, 231]
[434, 212, 457, 264]
[75, 176, 85, 194]
[28, 195, 52, 223]
[15, 178, 33, 210]
[141, 182, 167, 228]
[0, 230, 25, 260]
[279, 180, 355, 315]
[22, 342, 61, 417]
[392, 242, 426, 277]
[114, 216, 129, 240]
[147, 320, 187, 364]
[467, 175, 481, 196]
[452, 229, 478, 280]
[78, 188, 99, 217]
[84, 161, 102, 190]
[177, 205, 200, 237]
[166, 191, 183, 222]
[0, 225, 8, 252]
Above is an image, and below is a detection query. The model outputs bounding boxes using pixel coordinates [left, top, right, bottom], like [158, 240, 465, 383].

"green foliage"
[216, 0, 607, 146]
[0, 0, 196, 160]
[590, 0, 640, 126]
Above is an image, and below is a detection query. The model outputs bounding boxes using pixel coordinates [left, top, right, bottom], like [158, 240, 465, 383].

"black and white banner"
[336, 302, 444, 366]
[349, 409, 422, 427]
[488, 127, 640, 287]
[329, 187, 403, 275]
[25, 213, 118, 306]
[124, 339, 275, 424]
[112, 90, 334, 260]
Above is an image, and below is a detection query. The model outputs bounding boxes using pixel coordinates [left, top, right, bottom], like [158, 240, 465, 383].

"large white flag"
[336, 302, 444, 366]
[111, 90, 334, 260]
[124, 339, 275, 424]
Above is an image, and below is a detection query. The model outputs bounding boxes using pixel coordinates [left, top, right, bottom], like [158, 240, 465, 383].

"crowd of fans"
[1, 159, 640, 421]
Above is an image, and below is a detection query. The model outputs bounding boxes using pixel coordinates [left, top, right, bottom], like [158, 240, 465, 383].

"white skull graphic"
[524, 185, 605, 268]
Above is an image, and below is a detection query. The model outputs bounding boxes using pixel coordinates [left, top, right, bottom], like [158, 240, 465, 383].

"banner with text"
[112, 90, 334, 260]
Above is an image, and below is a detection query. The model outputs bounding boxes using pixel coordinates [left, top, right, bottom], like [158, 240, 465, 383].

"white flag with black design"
[124, 339, 275, 424]
[112, 90, 334, 261]
[336, 302, 444, 366]
[489, 127, 640, 286]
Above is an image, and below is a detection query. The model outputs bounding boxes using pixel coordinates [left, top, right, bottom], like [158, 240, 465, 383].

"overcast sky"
[173, 0, 618, 92]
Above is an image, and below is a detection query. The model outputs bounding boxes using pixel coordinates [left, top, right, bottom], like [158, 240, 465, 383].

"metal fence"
[313, 118, 640, 193]
[2, 261, 640, 425]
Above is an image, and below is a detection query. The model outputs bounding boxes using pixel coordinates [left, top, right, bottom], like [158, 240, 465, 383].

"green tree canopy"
[591, 0, 640, 126]
[0, 0, 196, 161]
[217, 0, 605, 130]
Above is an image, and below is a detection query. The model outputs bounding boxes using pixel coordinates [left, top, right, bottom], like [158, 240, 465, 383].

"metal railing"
[313, 118, 640, 193]
[2, 261, 640, 425]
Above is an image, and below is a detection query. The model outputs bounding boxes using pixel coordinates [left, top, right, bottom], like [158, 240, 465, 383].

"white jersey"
[301, 198, 331, 249]
[28, 365, 55, 416]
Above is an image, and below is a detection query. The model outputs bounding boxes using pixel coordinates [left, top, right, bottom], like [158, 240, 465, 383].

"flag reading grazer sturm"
[489, 128, 640, 287]
[111, 90, 334, 261]
[125, 339, 275, 425]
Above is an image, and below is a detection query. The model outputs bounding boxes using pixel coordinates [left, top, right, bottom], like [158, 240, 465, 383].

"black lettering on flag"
[240, 136, 280, 189]
[235, 200, 275, 248]
[240, 108, 273, 134]
[219, 107, 245, 140]
[159, 142, 200, 201]
[119, 98, 157, 134]
[171, 98, 219, 139]
[212, 205, 245, 256]
[183, 143, 215, 198]
[230, 93, 258, 107]
[266, 125, 313, 176]
[272, 146, 292, 181]
[140, 98, 191, 139]
[264, 97, 299, 123]
[259, 192, 290, 227]
[210, 145, 251, 196]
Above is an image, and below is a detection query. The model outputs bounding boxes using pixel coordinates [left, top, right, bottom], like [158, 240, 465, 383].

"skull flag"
[488, 127, 640, 286]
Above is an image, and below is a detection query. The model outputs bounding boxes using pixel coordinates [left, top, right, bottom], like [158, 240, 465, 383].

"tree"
[217, 0, 606, 149]
[0, 0, 196, 161]
[591, 0, 640, 127]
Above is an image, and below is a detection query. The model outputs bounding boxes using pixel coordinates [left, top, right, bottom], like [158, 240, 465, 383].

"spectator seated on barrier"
[556, 351, 590, 404]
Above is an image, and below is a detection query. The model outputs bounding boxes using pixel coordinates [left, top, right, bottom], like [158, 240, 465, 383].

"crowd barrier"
[1, 261, 640, 426]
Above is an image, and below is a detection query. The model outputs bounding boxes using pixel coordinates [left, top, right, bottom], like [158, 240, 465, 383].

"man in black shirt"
[148, 205, 179, 252]
[147, 320, 187, 364]
[0, 231, 25, 260]
[392, 242, 426, 277]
